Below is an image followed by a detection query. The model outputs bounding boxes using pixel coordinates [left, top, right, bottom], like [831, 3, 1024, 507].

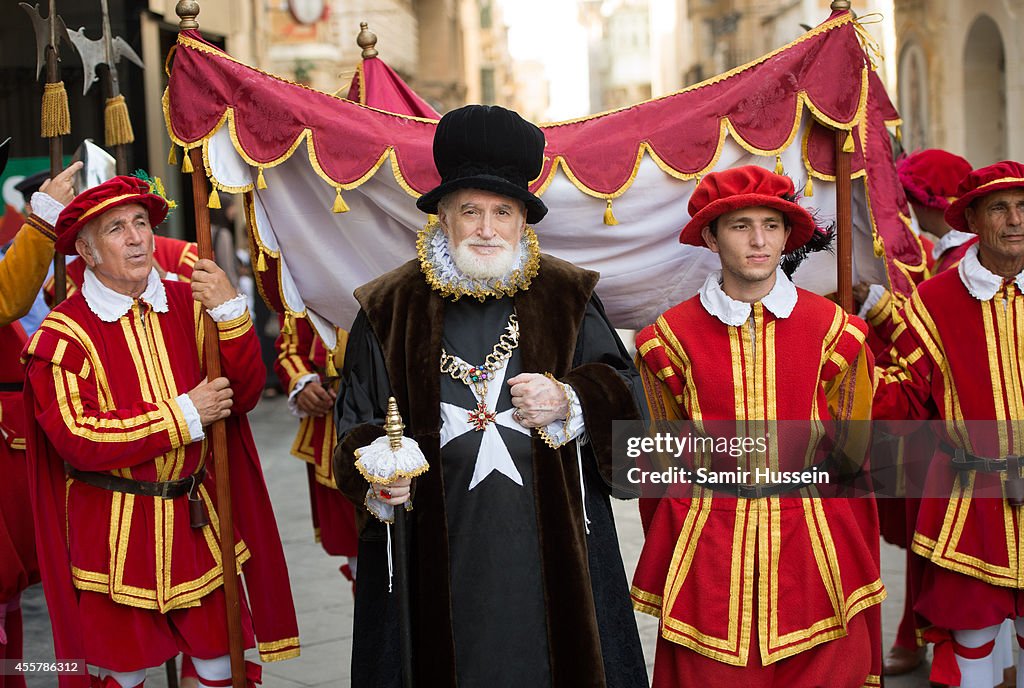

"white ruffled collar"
[932, 229, 974, 260]
[699, 268, 798, 326]
[417, 222, 541, 300]
[958, 243, 1024, 301]
[82, 267, 168, 322]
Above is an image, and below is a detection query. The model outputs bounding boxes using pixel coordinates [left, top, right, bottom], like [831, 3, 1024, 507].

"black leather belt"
[66, 465, 207, 499]
[0, 382, 22, 392]
[941, 441, 1022, 474]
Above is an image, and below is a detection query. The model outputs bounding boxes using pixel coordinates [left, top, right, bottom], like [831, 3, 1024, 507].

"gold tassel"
[208, 186, 221, 209]
[804, 176, 814, 197]
[873, 233, 884, 258]
[257, 167, 267, 190]
[843, 131, 856, 153]
[774, 154, 784, 175]
[103, 94, 135, 146]
[168, 144, 178, 166]
[182, 151, 194, 173]
[333, 188, 350, 213]
[41, 81, 71, 138]
[895, 125, 902, 144]
[281, 315, 294, 335]
[326, 350, 338, 378]
[255, 250, 267, 272]
[603, 198, 619, 226]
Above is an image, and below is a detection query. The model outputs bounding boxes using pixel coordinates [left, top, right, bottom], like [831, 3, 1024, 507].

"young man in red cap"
[0, 144, 80, 688]
[875, 160, 1024, 688]
[632, 165, 883, 687]
[22, 175, 299, 687]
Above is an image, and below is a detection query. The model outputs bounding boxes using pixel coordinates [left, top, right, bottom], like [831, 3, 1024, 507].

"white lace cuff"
[542, 384, 587, 446]
[857, 284, 887, 320]
[30, 191, 63, 226]
[176, 393, 205, 442]
[206, 293, 247, 322]
[287, 373, 321, 417]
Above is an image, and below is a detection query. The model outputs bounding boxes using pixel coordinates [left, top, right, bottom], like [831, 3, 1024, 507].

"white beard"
[451, 237, 520, 280]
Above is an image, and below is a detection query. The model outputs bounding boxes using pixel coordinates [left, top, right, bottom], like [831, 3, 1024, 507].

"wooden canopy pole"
[175, 2, 246, 686]
[831, 0, 854, 314]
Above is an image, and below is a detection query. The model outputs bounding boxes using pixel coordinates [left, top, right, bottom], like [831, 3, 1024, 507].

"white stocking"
[952, 625, 1000, 688]
[192, 655, 231, 686]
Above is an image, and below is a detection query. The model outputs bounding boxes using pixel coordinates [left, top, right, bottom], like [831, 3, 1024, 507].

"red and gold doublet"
[274, 317, 357, 556]
[23, 281, 298, 681]
[876, 267, 1024, 626]
[633, 290, 883, 686]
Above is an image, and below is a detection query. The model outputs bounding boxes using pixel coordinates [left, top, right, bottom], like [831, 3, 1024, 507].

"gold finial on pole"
[385, 397, 405, 451]
[830, 0, 851, 10]
[176, 0, 200, 30]
[357, 22, 378, 59]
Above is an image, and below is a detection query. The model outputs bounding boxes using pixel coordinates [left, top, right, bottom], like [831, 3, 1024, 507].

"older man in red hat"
[22, 175, 299, 688]
[856, 148, 977, 678]
[875, 160, 1024, 688]
[633, 165, 883, 687]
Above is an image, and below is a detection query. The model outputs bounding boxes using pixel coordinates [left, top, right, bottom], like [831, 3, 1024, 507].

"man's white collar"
[82, 267, 169, 322]
[699, 268, 797, 326]
[958, 244, 1024, 301]
[932, 230, 973, 260]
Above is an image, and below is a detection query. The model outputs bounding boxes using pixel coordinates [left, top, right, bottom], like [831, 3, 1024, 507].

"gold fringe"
[804, 177, 814, 197]
[325, 351, 338, 378]
[255, 250, 267, 272]
[104, 94, 135, 146]
[182, 151, 194, 173]
[843, 131, 856, 153]
[333, 188, 350, 213]
[603, 198, 619, 226]
[41, 81, 71, 138]
[257, 167, 267, 190]
[168, 144, 178, 166]
[774, 154, 784, 174]
[208, 186, 221, 209]
[873, 233, 884, 258]
[281, 315, 294, 335]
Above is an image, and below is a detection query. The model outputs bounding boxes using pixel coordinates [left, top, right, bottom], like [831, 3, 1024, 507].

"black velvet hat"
[416, 105, 548, 224]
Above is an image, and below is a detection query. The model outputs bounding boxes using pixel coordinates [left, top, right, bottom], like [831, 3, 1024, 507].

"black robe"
[334, 255, 648, 687]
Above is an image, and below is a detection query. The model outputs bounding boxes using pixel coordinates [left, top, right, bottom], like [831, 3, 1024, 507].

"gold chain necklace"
[439, 314, 520, 430]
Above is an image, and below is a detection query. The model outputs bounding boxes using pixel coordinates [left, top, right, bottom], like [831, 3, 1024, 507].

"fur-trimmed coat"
[334, 255, 648, 687]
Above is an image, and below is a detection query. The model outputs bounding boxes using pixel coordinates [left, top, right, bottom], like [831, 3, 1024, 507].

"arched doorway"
[963, 14, 1007, 165]
[898, 42, 929, 152]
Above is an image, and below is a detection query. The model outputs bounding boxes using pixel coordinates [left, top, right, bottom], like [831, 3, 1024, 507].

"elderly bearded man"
[23, 176, 299, 688]
[874, 161, 1024, 688]
[333, 104, 649, 687]
[632, 166, 884, 688]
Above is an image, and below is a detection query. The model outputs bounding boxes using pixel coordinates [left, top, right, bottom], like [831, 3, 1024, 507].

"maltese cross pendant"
[467, 401, 497, 431]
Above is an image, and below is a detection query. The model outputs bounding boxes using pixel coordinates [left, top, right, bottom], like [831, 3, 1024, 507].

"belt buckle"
[159, 480, 172, 499]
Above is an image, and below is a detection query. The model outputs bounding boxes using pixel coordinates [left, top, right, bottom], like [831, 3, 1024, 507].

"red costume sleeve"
[273, 314, 315, 392]
[197, 301, 265, 414]
[872, 292, 938, 422]
[25, 324, 193, 472]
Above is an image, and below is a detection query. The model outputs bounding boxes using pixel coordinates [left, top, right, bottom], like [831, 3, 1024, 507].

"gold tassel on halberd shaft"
[42, 81, 71, 138]
[104, 95, 135, 146]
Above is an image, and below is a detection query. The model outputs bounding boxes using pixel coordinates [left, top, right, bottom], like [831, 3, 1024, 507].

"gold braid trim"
[416, 222, 540, 301]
